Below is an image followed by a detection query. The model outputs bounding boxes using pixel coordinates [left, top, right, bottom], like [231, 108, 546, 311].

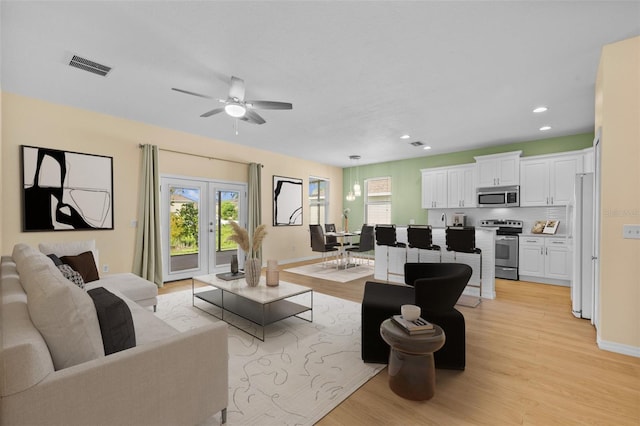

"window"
[309, 177, 329, 225]
[365, 177, 392, 224]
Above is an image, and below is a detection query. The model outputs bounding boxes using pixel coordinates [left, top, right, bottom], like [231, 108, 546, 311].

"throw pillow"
[26, 268, 105, 370]
[47, 253, 64, 266]
[61, 251, 100, 283]
[58, 264, 85, 289]
[87, 287, 136, 355]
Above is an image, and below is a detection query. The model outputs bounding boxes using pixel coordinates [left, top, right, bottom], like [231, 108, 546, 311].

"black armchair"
[361, 262, 472, 370]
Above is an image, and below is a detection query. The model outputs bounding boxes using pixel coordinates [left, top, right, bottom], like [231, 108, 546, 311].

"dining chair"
[309, 224, 339, 267]
[346, 225, 374, 265]
[324, 223, 344, 248]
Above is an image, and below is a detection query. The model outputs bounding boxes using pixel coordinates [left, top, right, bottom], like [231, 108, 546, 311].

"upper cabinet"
[520, 152, 583, 206]
[447, 164, 476, 208]
[421, 168, 448, 208]
[474, 151, 522, 187]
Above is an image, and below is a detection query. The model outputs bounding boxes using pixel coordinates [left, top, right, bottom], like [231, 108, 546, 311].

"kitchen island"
[374, 227, 496, 299]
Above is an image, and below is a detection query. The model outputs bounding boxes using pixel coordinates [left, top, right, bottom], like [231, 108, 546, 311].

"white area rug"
[155, 290, 383, 425]
[284, 261, 374, 283]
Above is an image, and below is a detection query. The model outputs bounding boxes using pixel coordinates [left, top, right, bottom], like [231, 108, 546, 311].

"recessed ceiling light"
[423, 146, 432, 150]
[400, 134, 410, 139]
[533, 106, 548, 113]
[540, 126, 552, 131]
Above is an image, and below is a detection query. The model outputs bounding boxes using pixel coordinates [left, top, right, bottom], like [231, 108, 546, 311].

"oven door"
[495, 235, 518, 268]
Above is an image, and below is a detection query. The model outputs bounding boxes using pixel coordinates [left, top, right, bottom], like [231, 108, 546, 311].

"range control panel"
[480, 219, 523, 228]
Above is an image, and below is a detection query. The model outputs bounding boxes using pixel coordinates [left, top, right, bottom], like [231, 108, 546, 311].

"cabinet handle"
[545, 248, 548, 255]
[540, 247, 544, 255]
[546, 197, 549, 205]
[551, 197, 554, 205]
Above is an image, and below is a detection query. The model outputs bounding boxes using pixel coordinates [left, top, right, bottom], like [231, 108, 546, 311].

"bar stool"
[445, 226, 482, 302]
[407, 225, 441, 263]
[375, 224, 406, 281]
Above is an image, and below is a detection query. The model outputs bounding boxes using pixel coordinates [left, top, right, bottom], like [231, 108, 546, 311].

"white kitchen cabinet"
[519, 237, 546, 277]
[447, 164, 476, 208]
[544, 238, 571, 280]
[421, 168, 448, 208]
[520, 152, 582, 206]
[474, 151, 521, 187]
[519, 236, 571, 283]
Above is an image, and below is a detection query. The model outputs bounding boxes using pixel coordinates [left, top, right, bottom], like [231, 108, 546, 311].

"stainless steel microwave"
[477, 185, 520, 207]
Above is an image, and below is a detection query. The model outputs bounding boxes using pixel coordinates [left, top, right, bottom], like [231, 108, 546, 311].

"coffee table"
[192, 274, 313, 341]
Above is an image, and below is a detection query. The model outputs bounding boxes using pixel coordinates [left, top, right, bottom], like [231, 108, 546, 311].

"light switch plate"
[623, 224, 640, 239]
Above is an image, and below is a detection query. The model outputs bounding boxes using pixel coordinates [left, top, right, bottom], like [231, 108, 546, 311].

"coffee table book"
[392, 315, 435, 335]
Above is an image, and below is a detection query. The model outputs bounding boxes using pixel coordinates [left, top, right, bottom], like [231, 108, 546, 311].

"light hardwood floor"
[160, 260, 640, 425]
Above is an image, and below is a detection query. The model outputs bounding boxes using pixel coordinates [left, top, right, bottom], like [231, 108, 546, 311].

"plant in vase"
[227, 221, 267, 287]
[343, 208, 351, 232]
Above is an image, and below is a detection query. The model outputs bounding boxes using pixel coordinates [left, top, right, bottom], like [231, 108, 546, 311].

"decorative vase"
[244, 258, 262, 287]
[230, 255, 239, 275]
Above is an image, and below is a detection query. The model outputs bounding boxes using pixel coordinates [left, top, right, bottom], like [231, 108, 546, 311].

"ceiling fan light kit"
[172, 75, 292, 127]
[224, 103, 246, 118]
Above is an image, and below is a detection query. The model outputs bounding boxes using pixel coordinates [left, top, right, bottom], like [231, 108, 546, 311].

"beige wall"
[1, 93, 343, 272]
[595, 36, 640, 353]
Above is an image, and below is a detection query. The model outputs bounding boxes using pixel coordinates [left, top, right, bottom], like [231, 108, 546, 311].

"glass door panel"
[161, 178, 208, 281]
[209, 183, 246, 273]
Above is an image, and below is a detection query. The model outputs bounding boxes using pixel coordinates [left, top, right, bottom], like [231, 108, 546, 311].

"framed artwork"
[273, 175, 302, 226]
[21, 145, 114, 231]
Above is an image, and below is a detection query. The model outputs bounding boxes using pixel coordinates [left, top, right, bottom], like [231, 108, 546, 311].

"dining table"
[325, 230, 360, 269]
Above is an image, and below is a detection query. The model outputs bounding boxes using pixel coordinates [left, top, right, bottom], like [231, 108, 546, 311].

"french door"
[160, 176, 247, 282]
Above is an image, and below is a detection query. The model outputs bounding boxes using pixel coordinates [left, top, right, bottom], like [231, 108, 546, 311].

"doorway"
[160, 176, 247, 282]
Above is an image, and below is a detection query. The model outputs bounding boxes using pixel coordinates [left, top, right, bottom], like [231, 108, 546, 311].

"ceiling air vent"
[68, 55, 111, 77]
[410, 141, 425, 147]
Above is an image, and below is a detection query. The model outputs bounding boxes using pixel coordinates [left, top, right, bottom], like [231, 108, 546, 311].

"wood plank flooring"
[160, 260, 640, 425]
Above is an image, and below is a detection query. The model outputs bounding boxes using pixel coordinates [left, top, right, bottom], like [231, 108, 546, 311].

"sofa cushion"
[86, 273, 158, 305]
[87, 287, 136, 355]
[61, 251, 100, 282]
[27, 267, 105, 370]
[58, 264, 85, 289]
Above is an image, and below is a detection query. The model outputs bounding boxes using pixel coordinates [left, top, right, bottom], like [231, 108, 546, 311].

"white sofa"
[0, 243, 229, 426]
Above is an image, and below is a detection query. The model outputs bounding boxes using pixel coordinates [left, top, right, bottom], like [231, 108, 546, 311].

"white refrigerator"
[571, 173, 594, 320]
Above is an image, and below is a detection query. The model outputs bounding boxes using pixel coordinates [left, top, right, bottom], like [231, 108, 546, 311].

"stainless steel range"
[480, 219, 523, 280]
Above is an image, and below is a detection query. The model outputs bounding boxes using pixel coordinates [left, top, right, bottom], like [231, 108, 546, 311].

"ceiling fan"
[171, 76, 292, 125]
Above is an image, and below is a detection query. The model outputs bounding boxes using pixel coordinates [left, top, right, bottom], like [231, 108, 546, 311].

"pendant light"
[350, 155, 361, 197]
[345, 156, 356, 201]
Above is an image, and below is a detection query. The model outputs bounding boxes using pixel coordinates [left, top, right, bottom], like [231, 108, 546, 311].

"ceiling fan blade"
[200, 107, 225, 118]
[229, 76, 245, 101]
[247, 100, 293, 110]
[242, 109, 266, 125]
[171, 88, 212, 99]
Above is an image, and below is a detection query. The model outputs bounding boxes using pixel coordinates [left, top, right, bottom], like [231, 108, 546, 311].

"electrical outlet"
[623, 224, 640, 239]
[102, 264, 109, 273]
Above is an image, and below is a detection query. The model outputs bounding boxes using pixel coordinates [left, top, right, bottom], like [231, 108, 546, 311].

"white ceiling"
[2, 1, 639, 167]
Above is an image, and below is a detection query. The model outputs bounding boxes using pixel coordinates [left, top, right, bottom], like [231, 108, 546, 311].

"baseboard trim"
[597, 337, 640, 358]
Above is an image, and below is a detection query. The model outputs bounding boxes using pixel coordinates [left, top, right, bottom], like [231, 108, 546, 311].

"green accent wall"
[343, 132, 594, 230]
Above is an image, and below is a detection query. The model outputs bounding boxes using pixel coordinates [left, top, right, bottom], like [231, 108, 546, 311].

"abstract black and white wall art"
[21, 145, 114, 231]
[273, 175, 302, 226]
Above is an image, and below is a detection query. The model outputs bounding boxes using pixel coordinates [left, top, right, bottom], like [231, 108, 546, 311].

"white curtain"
[133, 144, 163, 287]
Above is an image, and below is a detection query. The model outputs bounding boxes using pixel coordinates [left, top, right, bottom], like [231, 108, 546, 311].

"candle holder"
[266, 259, 279, 286]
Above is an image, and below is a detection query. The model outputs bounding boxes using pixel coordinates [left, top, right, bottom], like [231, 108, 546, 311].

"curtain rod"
[138, 144, 262, 167]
